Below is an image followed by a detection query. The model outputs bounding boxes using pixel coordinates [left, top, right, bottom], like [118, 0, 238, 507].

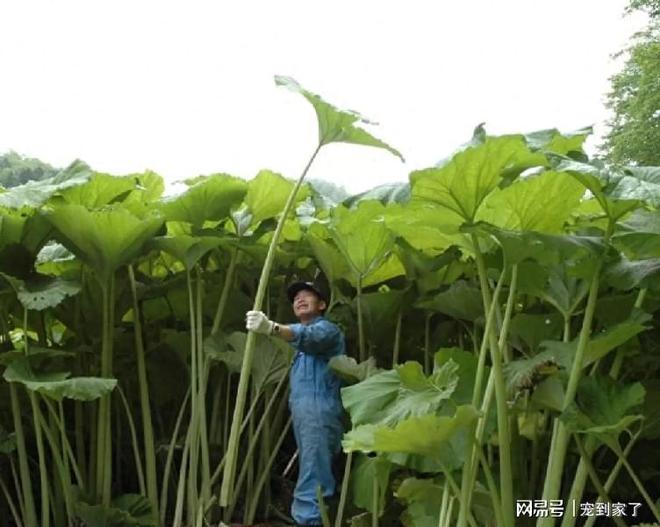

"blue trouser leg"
[290, 396, 343, 526]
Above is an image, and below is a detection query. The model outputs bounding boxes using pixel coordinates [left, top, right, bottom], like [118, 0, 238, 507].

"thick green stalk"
[561, 287, 647, 527]
[35, 405, 75, 524]
[23, 310, 50, 527]
[477, 447, 504, 527]
[392, 308, 402, 367]
[117, 385, 146, 495]
[29, 393, 50, 527]
[583, 430, 640, 527]
[0, 473, 23, 527]
[438, 482, 450, 527]
[334, 452, 353, 527]
[228, 374, 288, 521]
[572, 436, 627, 527]
[356, 276, 366, 361]
[220, 144, 321, 506]
[423, 313, 431, 374]
[244, 416, 293, 521]
[9, 384, 37, 527]
[538, 270, 602, 527]
[372, 476, 378, 527]
[471, 236, 514, 527]
[159, 387, 191, 525]
[128, 265, 159, 520]
[458, 269, 505, 527]
[211, 248, 239, 335]
[195, 269, 211, 505]
[612, 442, 660, 521]
[96, 275, 115, 505]
[185, 270, 200, 519]
[317, 486, 332, 527]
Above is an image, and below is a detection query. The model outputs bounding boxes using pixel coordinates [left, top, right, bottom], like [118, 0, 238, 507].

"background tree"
[0, 151, 59, 188]
[600, 2, 659, 165]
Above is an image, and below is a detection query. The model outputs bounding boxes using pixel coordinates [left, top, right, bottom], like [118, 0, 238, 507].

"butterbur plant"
[0, 78, 658, 527]
[219, 75, 404, 507]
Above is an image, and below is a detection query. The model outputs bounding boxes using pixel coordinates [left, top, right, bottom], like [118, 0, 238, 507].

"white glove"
[245, 310, 275, 335]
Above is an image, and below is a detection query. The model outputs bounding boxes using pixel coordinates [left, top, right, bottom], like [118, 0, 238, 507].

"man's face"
[292, 289, 326, 320]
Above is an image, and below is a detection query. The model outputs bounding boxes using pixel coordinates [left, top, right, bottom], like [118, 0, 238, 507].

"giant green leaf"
[306, 232, 351, 286]
[344, 183, 410, 207]
[148, 235, 222, 271]
[612, 209, 660, 259]
[434, 348, 481, 405]
[341, 369, 402, 426]
[524, 127, 591, 157]
[477, 170, 585, 233]
[245, 169, 310, 224]
[330, 201, 394, 280]
[509, 313, 564, 353]
[206, 331, 293, 391]
[45, 205, 164, 282]
[529, 310, 652, 375]
[329, 355, 380, 385]
[75, 493, 155, 527]
[561, 376, 645, 448]
[463, 222, 606, 270]
[0, 160, 90, 209]
[160, 173, 247, 228]
[383, 202, 465, 254]
[275, 76, 403, 160]
[416, 280, 483, 321]
[604, 256, 660, 291]
[55, 172, 138, 209]
[341, 360, 458, 427]
[552, 157, 645, 221]
[4, 358, 116, 401]
[410, 134, 541, 222]
[395, 477, 445, 527]
[343, 405, 478, 468]
[350, 454, 392, 516]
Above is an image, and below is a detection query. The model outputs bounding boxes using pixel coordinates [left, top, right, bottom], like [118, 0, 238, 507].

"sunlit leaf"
[45, 204, 164, 282]
[411, 134, 541, 222]
[160, 173, 247, 228]
[275, 75, 403, 160]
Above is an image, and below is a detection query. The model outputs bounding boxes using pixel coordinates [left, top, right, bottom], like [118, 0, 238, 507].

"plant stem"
[128, 265, 159, 520]
[612, 442, 660, 521]
[244, 415, 293, 521]
[583, 430, 640, 527]
[211, 248, 239, 335]
[572, 435, 627, 527]
[538, 269, 602, 527]
[356, 276, 366, 361]
[220, 144, 321, 506]
[0, 473, 23, 527]
[471, 236, 514, 527]
[116, 384, 146, 495]
[159, 387, 191, 526]
[424, 313, 431, 374]
[392, 308, 402, 367]
[9, 384, 37, 527]
[334, 452, 353, 527]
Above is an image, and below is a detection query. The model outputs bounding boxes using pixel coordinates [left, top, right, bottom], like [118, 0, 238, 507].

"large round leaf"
[45, 205, 164, 282]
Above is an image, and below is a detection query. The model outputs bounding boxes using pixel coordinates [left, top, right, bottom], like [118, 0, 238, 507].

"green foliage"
[0, 151, 59, 188]
[601, 22, 660, 165]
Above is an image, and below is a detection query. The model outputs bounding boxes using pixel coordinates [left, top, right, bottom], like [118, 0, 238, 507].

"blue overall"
[288, 316, 345, 526]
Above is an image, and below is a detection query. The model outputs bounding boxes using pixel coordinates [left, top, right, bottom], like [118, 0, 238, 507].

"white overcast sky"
[0, 1, 648, 194]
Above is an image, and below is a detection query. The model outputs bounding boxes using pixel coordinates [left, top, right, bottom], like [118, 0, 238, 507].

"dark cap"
[287, 281, 327, 304]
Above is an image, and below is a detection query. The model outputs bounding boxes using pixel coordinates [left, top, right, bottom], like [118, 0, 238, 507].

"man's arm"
[245, 311, 342, 355]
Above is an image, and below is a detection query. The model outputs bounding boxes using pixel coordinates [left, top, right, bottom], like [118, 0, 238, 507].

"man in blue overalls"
[246, 281, 345, 526]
